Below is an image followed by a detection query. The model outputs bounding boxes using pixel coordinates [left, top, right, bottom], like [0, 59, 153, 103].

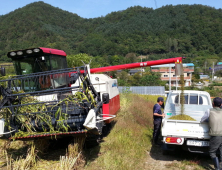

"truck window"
[174, 94, 204, 105]
[175, 94, 188, 104]
[199, 94, 210, 105]
[190, 94, 197, 104]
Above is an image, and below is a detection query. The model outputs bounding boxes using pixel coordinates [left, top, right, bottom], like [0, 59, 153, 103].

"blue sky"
[1, 0, 221, 18]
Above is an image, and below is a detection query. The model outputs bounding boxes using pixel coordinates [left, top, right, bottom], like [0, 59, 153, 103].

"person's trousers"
[209, 136, 222, 161]
[153, 120, 162, 144]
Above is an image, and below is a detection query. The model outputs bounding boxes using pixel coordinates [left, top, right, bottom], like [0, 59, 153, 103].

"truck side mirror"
[0, 67, 6, 76]
[102, 93, 110, 104]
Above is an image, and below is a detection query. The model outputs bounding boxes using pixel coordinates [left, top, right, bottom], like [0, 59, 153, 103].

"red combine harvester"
[0, 47, 183, 141]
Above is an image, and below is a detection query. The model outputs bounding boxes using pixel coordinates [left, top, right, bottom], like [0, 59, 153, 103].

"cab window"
[174, 94, 203, 105]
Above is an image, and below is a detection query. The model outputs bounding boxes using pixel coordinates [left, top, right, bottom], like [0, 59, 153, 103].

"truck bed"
[162, 119, 210, 139]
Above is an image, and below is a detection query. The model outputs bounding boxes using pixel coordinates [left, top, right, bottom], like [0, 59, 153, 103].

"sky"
[0, 0, 222, 18]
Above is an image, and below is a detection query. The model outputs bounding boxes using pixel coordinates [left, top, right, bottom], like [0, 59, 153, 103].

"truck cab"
[162, 90, 212, 154]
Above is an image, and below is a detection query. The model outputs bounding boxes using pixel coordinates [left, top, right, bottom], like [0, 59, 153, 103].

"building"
[214, 62, 222, 72]
[151, 63, 194, 87]
[200, 75, 209, 80]
[129, 68, 145, 75]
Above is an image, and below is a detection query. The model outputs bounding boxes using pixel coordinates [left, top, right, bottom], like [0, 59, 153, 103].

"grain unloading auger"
[0, 47, 183, 140]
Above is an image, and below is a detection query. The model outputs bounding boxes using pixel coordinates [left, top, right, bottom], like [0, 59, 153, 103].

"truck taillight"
[165, 137, 182, 144]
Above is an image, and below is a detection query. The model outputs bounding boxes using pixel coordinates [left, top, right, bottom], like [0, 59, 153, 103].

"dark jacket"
[153, 103, 162, 121]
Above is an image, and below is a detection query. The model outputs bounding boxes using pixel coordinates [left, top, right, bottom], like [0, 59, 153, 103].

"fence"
[118, 86, 165, 96]
[0, 64, 15, 75]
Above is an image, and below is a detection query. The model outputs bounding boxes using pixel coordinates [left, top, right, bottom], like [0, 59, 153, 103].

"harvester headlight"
[10, 52, 16, 56]
[33, 48, 40, 52]
[26, 49, 33, 54]
[17, 51, 23, 55]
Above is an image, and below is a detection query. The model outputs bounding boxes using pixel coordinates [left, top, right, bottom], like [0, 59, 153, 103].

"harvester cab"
[0, 47, 183, 141]
[7, 47, 69, 91]
[8, 47, 68, 75]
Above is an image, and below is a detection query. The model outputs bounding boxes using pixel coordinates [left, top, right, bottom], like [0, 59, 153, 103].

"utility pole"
[212, 62, 214, 82]
[169, 65, 171, 91]
[176, 75, 178, 91]
[141, 57, 143, 76]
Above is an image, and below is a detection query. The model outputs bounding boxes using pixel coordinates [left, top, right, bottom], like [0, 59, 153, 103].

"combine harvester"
[0, 47, 183, 141]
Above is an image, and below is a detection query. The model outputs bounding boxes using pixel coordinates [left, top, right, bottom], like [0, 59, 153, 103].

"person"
[203, 97, 222, 170]
[153, 97, 165, 145]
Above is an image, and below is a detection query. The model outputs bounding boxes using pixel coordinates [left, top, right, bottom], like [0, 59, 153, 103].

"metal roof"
[118, 86, 165, 95]
[151, 63, 194, 68]
[129, 69, 144, 73]
[40, 47, 66, 56]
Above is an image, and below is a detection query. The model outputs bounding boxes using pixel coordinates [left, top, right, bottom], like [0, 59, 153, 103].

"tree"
[215, 70, 222, 77]
[117, 71, 130, 86]
[140, 72, 163, 86]
[125, 53, 137, 63]
[66, 53, 93, 68]
[128, 73, 142, 86]
[165, 38, 172, 52]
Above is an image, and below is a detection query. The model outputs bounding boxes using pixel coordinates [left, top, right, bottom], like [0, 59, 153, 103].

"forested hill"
[0, 1, 222, 63]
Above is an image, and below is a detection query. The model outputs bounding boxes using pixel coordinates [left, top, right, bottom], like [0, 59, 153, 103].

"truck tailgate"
[162, 119, 210, 139]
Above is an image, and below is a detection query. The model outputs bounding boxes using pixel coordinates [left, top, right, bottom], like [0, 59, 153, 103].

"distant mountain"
[0, 1, 88, 60]
[0, 1, 222, 62]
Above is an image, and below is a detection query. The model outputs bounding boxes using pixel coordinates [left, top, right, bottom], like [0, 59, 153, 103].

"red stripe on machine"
[102, 94, 120, 123]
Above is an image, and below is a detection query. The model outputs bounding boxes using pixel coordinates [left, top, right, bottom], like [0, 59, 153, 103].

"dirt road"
[145, 144, 214, 170]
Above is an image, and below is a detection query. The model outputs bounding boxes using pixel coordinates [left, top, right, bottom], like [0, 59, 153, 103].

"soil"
[145, 144, 214, 170]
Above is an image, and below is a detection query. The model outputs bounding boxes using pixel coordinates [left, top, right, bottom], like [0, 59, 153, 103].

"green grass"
[85, 94, 156, 170]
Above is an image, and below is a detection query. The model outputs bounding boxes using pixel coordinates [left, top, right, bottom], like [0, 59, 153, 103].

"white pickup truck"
[162, 90, 212, 154]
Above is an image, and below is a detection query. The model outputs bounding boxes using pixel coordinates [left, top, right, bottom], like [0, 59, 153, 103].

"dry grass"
[0, 137, 85, 170]
[3, 141, 37, 170]
[165, 161, 203, 170]
[85, 94, 156, 170]
[53, 138, 85, 170]
[54, 154, 80, 170]
[213, 86, 222, 90]
[67, 138, 85, 158]
[12, 143, 37, 170]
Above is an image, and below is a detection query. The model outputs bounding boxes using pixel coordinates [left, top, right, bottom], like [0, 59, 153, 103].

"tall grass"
[86, 94, 157, 170]
[55, 154, 81, 170]
[12, 143, 37, 170]
[54, 138, 85, 170]
[1, 137, 85, 170]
